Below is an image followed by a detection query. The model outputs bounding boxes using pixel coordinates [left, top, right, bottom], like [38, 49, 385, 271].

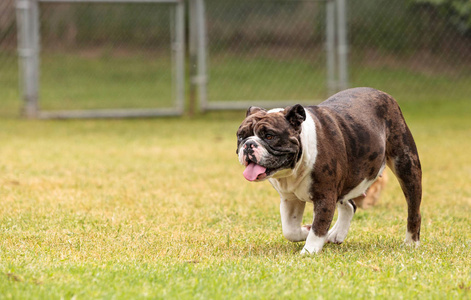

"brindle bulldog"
[236, 87, 422, 254]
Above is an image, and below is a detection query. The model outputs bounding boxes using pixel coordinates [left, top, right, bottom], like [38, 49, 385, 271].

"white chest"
[269, 175, 313, 203]
[267, 109, 318, 202]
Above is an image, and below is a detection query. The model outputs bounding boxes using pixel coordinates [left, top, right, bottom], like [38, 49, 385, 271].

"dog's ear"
[285, 104, 306, 130]
[246, 106, 266, 117]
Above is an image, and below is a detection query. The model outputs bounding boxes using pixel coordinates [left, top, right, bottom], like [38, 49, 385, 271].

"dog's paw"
[300, 246, 322, 255]
[326, 226, 348, 244]
[404, 232, 421, 248]
[300, 233, 326, 255]
[300, 243, 324, 255]
[300, 248, 310, 255]
[404, 239, 421, 248]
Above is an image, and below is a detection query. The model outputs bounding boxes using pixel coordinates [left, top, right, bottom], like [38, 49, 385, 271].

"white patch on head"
[238, 136, 269, 167]
[300, 229, 326, 255]
[267, 108, 284, 114]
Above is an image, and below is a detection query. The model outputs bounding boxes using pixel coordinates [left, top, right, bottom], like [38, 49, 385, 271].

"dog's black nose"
[244, 140, 258, 150]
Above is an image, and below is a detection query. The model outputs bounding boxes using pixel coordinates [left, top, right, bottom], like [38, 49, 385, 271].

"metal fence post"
[16, 0, 40, 118]
[189, 0, 197, 115]
[189, 0, 207, 114]
[336, 0, 348, 91]
[326, 0, 337, 96]
[194, 0, 208, 112]
[174, 0, 185, 113]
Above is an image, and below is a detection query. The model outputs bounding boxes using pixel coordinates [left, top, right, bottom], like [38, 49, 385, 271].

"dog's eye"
[265, 134, 274, 140]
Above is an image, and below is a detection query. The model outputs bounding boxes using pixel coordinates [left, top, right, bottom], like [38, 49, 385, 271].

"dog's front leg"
[327, 199, 356, 244]
[280, 198, 310, 242]
[301, 197, 336, 255]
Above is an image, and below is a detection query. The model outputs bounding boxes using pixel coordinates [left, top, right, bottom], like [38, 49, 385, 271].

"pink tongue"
[243, 163, 267, 181]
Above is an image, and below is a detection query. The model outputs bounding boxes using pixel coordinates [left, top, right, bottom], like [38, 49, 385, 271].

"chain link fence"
[1, 0, 470, 118]
[348, 0, 471, 104]
[201, 0, 470, 110]
[0, 0, 20, 117]
[200, 0, 332, 110]
[5, 0, 184, 118]
[37, 2, 179, 113]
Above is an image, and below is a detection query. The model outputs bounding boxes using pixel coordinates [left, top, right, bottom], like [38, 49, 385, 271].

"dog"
[236, 87, 422, 254]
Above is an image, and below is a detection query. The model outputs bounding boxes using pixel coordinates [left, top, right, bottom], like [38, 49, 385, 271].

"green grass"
[39, 52, 175, 111]
[207, 53, 328, 101]
[0, 51, 175, 116]
[1, 52, 470, 298]
[1, 98, 471, 298]
[2, 51, 469, 117]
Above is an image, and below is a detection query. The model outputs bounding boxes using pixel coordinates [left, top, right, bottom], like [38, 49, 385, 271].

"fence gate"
[16, 0, 185, 119]
[190, 0, 348, 112]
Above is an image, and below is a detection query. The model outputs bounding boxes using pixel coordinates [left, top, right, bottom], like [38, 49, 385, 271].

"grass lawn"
[1, 97, 470, 298]
[39, 53, 175, 111]
[0, 52, 175, 117]
[1, 52, 470, 298]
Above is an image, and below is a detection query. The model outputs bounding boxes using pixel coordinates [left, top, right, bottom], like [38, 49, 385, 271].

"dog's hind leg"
[387, 129, 422, 247]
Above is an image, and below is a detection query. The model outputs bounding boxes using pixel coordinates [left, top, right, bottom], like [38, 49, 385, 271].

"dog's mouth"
[243, 162, 273, 182]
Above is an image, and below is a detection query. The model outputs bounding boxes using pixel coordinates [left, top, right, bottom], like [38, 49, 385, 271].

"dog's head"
[236, 104, 306, 181]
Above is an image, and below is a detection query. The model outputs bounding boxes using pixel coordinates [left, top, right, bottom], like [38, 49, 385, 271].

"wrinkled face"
[236, 105, 306, 181]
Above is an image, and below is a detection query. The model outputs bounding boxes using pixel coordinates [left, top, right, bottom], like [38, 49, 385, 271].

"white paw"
[300, 246, 323, 255]
[300, 248, 310, 255]
[327, 226, 349, 244]
[404, 232, 420, 248]
[300, 232, 326, 255]
[404, 239, 421, 248]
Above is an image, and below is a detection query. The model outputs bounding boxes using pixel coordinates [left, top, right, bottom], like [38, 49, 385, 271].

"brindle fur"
[307, 88, 421, 241]
[237, 87, 422, 246]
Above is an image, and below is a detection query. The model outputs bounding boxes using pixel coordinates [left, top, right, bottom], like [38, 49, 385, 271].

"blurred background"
[0, 0, 470, 118]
